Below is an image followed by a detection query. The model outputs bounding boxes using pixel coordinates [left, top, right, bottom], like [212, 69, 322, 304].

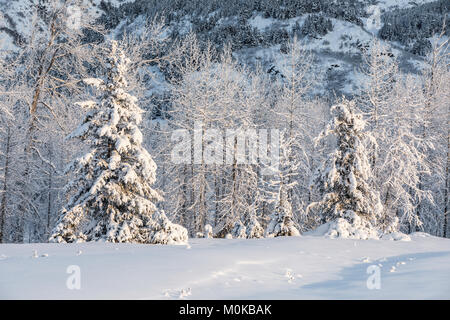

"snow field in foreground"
[0, 233, 449, 299]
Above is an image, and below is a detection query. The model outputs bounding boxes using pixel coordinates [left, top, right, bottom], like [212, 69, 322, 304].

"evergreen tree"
[266, 186, 300, 237]
[245, 214, 265, 238]
[308, 101, 388, 239]
[231, 208, 264, 239]
[265, 132, 301, 237]
[50, 41, 187, 244]
[231, 220, 247, 239]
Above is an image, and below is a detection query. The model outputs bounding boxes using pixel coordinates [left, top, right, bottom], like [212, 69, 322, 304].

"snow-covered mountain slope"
[1, 234, 449, 299]
[1, 0, 448, 97]
[0, 0, 134, 50]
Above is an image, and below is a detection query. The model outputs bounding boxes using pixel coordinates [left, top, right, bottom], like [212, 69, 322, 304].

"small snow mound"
[204, 224, 213, 239]
[324, 211, 379, 240]
[382, 232, 411, 241]
[179, 288, 192, 299]
[149, 211, 189, 245]
[303, 223, 330, 236]
[409, 232, 434, 238]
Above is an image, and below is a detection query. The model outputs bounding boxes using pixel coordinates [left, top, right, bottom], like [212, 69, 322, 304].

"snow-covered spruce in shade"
[308, 101, 390, 239]
[245, 215, 264, 239]
[231, 220, 247, 239]
[265, 129, 301, 238]
[230, 214, 264, 239]
[49, 41, 187, 244]
[266, 187, 300, 237]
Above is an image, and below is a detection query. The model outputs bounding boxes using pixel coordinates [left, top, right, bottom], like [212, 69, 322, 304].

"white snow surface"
[1, 234, 449, 299]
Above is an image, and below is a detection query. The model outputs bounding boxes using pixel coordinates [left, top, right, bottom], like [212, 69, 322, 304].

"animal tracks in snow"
[285, 268, 302, 284]
[390, 261, 407, 273]
[163, 287, 192, 299]
[31, 250, 48, 258]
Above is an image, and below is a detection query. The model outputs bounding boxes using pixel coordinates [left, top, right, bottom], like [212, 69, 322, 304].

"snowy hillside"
[1, 234, 449, 299]
[1, 0, 448, 96]
[100, 0, 448, 96]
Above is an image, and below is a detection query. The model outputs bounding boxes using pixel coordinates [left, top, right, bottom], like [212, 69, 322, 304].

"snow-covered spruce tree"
[231, 220, 247, 239]
[265, 132, 301, 237]
[245, 214, 265, 238]
[50, 41, 187, 244]
[308, 101, 386, 239]
[231, 207, 265, 239]
[266, 186, 300, 237]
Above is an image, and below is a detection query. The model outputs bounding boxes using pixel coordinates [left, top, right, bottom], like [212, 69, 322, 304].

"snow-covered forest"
[0, 0, 449, 302]
[0, 0, 448, 244]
